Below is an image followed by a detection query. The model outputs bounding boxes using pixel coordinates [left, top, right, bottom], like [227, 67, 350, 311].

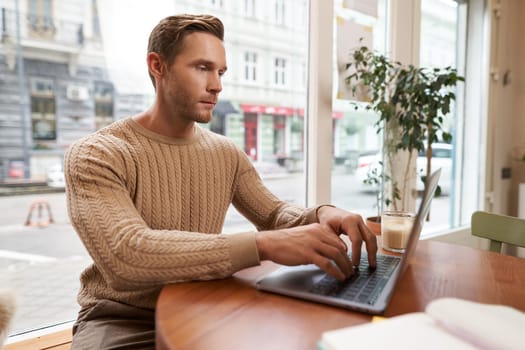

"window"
[274, 0, 286, 26]
[274, 57, 286, 86]
[329, 0, 468, 235]
[94, 83, 114, 130]
[244, 0, 256, 17]
[30, 78, 56, 141]
[1, 0, 490, 341]
[1, 2, 308, 336]
[28, 0, 55, 36]
[244, 51, 258, 82]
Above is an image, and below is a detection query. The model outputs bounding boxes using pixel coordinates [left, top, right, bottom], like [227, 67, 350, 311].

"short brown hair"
[147, 14, 224, 88]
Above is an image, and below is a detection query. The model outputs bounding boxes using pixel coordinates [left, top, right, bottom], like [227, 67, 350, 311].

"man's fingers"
[342, 217, 377, 268]
[347, 222, 363, 267]
[359, 221, 378, 267]
[311, 254, 348, 281]
[332, 250, 353, 278]
[320, 230, 348, 253]
[350, 239, 362, 267]
[317, 243, 352, 277]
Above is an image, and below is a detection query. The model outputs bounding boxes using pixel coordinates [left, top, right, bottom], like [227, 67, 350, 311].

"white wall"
[432, 0, 525, 258]
[508, 0, 525, 216]
[481, 0, 525, 215]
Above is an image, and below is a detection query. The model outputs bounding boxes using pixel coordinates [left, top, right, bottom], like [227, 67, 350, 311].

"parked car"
[355, 143, 452, 195]
[46, 164, 65, 188]
[354, 150, 381, 191]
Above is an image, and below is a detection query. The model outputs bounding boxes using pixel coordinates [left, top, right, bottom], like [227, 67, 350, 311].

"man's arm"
[65, 138, 259, 291]
[231, 152, 376, 280]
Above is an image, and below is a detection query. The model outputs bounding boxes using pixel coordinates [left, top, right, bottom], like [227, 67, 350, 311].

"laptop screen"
[398, 168, 442, 276]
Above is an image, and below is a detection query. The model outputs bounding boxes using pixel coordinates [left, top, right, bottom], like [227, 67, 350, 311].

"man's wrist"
[255, 232, 268, 261]
[316, 204, 336, 222]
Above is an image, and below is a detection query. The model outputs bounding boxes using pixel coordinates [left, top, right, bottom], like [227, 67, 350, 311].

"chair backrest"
[471, 211, 525, 253]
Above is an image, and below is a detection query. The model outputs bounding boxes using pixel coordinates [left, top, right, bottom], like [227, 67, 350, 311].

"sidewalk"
[1, 255, 91, 336]
[0, 182, 65, 197]
[0, 221, 91, 337]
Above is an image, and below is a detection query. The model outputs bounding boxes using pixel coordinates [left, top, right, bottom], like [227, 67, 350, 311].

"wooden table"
[156, 240, 525, 350]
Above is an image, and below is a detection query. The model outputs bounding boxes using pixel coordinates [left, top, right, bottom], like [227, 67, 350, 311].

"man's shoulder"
[74, 119, 129, 143]
[67, 118, 132, 156]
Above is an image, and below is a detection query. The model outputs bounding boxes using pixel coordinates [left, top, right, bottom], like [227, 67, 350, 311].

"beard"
[165, 87, 215, 124]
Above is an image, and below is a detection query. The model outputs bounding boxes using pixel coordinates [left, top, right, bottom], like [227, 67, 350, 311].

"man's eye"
[198, 65, 208, 71]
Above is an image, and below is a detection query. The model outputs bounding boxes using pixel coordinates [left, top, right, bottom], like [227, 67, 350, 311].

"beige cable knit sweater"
[65, 117, 320, 310]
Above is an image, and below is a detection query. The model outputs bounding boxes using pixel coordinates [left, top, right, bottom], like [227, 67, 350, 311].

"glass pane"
[0, 0, 308, 335]
[418, 0, 462, 233]
[331, 0, 465, 235]
[331, 0, 388, 221]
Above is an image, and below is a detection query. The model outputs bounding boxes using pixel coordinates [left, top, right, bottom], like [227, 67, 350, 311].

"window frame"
[30, 77, 56, 141]
[273, 56, 287, 86]
[274, 0, 286, 26]
[243, 50, 258, 83]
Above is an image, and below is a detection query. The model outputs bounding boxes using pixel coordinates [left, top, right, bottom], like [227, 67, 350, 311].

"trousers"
[71, 299, 155, 350]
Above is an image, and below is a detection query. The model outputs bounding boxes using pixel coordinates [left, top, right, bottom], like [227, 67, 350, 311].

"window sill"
[5, 321, 74, 346]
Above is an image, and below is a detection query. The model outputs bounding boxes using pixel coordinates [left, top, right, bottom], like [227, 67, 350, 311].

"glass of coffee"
[381, 211, 415, 253]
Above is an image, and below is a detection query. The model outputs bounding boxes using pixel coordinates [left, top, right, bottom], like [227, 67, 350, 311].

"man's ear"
[147, 52, 165, 79]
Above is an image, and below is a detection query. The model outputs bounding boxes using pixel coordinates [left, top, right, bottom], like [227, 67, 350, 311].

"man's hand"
[316, 206, 378, 268]
[255, 223, 353, 281]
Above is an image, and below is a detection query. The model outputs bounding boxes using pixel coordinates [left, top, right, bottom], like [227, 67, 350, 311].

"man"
[65, 14, 377, 349]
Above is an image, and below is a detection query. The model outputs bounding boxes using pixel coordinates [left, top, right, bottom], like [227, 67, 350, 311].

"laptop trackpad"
[257, 264, 324, 291]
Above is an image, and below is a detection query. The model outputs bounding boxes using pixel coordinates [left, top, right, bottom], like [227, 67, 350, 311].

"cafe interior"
[1, 0, 525, 349]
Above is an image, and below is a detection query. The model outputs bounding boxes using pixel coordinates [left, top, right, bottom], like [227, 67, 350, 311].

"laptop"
[256, 168, 442, 315]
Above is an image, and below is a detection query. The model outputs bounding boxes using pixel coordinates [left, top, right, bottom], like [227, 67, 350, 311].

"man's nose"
[208, 73, 222, 94]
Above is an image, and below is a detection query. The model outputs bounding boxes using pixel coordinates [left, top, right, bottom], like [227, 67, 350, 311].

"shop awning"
[239, 104, 343, 119]
[214, 100, 239, 115]
[240, 104, 295, 116]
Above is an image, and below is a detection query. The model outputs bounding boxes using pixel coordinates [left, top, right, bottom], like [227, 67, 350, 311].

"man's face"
[161, 32, 227, 124]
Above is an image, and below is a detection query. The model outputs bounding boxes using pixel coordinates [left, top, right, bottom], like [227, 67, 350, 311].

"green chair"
[471, 211, 525, 253]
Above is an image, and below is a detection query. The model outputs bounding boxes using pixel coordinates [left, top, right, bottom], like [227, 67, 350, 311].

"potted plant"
[345, 43, 464, 214]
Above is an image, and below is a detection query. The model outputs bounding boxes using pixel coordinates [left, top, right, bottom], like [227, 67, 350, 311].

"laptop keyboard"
[308, 254, 400, 305]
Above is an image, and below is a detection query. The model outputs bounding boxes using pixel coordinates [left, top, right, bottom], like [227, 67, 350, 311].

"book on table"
[318, 298, 525, 350]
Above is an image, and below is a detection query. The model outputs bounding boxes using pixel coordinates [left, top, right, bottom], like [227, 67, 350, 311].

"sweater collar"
[126, 117, 202, 145]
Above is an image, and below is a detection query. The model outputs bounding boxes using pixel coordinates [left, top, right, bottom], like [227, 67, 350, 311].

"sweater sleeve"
[231, 151, 321, 230]
[65, 137, 259, 292]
